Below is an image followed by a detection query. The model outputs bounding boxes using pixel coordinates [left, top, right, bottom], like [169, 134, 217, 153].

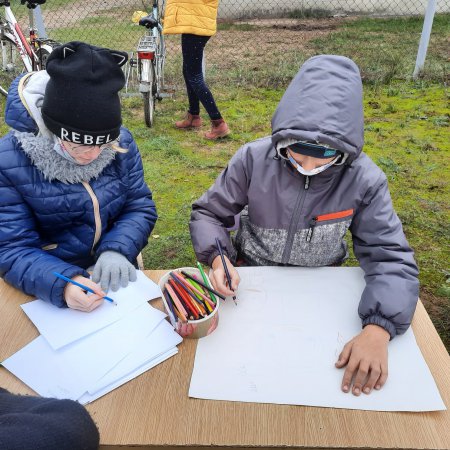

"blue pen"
[53, 271, 117, 305]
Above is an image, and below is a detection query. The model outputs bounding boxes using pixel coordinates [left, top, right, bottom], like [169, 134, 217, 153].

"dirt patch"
[43, 0, 140, 28]
[234, 16, 352, 31]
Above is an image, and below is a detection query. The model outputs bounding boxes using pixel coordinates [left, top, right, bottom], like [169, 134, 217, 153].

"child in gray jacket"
[190, 55, 419, 397]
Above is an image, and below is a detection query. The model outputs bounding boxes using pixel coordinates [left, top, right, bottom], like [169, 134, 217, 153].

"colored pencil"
[196, 261, 217, 304]
[171, 272, 209, 314]
[162, 288, 178, 323]
[169, 278, 200, 319]
[170, 273, 207, 316]
[164, 282, 188, 321]
[177, 273, 216, 311]
[180, 270, 225, 301]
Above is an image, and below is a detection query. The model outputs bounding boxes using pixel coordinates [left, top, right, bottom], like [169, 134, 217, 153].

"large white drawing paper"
[78, 348, 178, 405]
[21, 270, 162, 349]
[189, 266, 446, 412]
[3, 303, 166, 400]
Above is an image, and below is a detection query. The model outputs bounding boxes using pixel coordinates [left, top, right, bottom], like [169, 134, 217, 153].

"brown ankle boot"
[204, 119, 230, 140]
[175, 112, 202, 129]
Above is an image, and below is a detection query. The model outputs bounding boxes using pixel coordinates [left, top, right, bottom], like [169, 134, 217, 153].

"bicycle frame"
[1, 3, 39, 72]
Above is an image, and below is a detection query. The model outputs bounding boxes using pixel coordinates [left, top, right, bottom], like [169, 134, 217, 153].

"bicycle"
[0, 0, 59, 96]
[129, 0, 166, 127]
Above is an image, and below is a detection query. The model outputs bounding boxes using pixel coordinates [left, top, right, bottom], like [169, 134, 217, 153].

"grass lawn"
[0, 13, 448, 348]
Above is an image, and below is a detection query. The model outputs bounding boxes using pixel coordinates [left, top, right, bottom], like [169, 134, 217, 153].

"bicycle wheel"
[38, 46, 51, 70]
[0, 36, 25, 97]
[143, 91, 155, 127]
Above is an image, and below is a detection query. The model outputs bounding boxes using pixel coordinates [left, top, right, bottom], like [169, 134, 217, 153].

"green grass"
[312, 14, 449, 84]
[288, 8, 332, 19]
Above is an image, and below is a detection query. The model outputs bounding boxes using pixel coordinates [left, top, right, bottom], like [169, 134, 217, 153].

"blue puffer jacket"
[0, 75, 157, 307]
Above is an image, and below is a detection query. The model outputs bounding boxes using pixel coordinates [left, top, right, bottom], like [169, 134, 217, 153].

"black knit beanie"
[42, 41, 128, 145]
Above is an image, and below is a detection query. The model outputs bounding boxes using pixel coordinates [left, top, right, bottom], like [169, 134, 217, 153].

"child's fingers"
[351, 360, 370, 396]
[362, 364, 382, 394]
[211, 268, 234, 297]
[65, 285, 104, 312]
[335, 341, 352, 368]
[80, 277, 107, 297]
[340, 353, 357, 393]
[69, 294, 103, 312]
[230, 268, 241, 291]
[374, 363, 388, 390]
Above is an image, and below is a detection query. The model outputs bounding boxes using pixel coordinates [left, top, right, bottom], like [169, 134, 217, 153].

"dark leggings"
[181, 34, 222, 120]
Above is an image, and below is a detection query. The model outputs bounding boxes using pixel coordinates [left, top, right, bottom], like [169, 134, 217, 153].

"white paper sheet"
[78, 348, 178, 405]
[88, 319, 182, 394]
[59, 303, 166, 388]
[21, 270, 162, 349]
[88, 320, 183, 394]
[189, 266, 446, 412]
[2, 336, 86, 401]
[3, 303, 167, 400]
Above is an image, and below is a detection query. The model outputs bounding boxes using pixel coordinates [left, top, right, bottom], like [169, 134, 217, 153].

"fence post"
[413, 0, 436, 79]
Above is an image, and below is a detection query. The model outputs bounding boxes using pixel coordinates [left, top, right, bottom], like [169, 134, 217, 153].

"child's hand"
[210, 255, 240, 297]
[335, 324, 390, 396]
[64, 275, 105, 312]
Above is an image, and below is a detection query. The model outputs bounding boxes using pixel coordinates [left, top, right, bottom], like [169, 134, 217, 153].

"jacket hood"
[271, 55, 364, 162]
[5, 71, 51, 136]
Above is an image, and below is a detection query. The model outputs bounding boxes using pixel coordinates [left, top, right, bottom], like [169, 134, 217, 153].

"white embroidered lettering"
[84, 135, 94, 144]
[61, 128, 69, 140]
[71, 132, 81, 143]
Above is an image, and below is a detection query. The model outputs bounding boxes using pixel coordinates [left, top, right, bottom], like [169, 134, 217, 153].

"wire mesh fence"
[4, 0, 450, 92]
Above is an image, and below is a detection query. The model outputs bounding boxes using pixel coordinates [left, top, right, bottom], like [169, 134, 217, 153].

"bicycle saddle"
[20, 0, 46, 8]
[139, 15, 158, 29]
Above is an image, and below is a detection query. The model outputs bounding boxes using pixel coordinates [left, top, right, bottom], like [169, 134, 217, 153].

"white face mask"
[287, 151, 339, 176]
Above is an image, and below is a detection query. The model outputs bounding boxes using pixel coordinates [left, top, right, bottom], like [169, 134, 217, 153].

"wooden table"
[1, 270, 449, 450]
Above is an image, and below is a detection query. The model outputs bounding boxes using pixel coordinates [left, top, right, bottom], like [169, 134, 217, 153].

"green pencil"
[196, 261, 217, 304]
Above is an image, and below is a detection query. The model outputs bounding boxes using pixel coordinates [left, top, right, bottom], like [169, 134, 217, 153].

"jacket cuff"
[362, 314, 396, 340]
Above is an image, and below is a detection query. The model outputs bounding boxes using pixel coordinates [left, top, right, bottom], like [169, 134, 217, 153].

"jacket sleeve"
[95, 136, 157, 262]
[190, 146, 249, 266]
[0, 388, 99, 450]
[0, 167, 88, 307]
[350, 173, 419, 339]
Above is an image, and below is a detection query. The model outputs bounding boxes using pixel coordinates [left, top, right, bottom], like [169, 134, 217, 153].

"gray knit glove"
[92, 251, 137, 292]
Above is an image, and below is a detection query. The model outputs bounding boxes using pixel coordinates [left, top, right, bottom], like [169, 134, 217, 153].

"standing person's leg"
[175, 34, 202, 129]
[180, 34, 230, 139]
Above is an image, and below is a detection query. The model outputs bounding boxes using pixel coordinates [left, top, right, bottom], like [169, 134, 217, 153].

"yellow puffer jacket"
[163, 0, 219, 36]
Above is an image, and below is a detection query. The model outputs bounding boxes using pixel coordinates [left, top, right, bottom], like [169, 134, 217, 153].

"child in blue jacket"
[0, 42, 157, 312]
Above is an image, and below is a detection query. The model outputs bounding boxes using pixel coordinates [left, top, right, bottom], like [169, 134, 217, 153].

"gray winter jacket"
[190, 55, 419, 339]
